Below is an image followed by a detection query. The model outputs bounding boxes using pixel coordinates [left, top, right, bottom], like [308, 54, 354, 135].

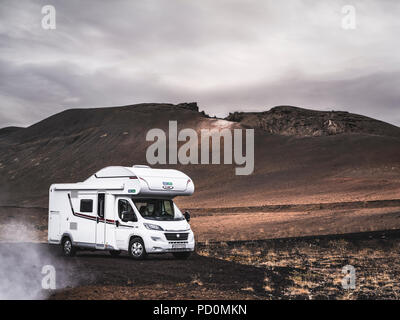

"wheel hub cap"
[64, 241, 71, 254]
[131, 242, 143, 256]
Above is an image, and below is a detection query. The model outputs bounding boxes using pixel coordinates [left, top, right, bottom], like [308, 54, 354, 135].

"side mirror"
[184, 211, 191, 223]
[121, 211, 136, 222]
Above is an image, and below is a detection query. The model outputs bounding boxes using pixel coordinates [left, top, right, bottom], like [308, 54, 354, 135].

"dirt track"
[192, 206, 400, 242]
[0, 242, 264, 300]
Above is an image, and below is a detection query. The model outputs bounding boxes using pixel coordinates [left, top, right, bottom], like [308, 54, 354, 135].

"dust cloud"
[0, 209, 81, 300]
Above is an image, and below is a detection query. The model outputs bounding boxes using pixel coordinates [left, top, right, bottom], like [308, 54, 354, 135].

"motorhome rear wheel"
[61, 237, 76, 257]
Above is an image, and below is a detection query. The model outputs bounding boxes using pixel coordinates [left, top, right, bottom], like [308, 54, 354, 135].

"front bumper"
[143, 230, 195, 253]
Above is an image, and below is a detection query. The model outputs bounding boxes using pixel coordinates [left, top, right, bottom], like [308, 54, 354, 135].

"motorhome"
[48, 165, 195, 259]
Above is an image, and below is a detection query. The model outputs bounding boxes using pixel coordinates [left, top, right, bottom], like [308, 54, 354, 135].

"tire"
[61, 237, 76, 257]
[128, 238, 146, 260]
[109, 250, 121, 257]
[172, 252, 191, 260]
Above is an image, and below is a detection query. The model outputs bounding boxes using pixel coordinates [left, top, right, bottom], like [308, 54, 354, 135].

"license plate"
[172, 243, 186, 249]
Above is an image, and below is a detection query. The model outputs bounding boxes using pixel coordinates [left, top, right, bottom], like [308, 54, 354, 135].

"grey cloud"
[0, 0, 399, 128]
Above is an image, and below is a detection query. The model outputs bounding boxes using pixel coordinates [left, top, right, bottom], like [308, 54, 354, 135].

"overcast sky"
[0, 0, 399, 128]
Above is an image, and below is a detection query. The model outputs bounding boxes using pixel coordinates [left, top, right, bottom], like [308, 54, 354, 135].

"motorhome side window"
[98, 193, 105, 218]
[80, 199, 93, 212]
[118, 199, 135, 220]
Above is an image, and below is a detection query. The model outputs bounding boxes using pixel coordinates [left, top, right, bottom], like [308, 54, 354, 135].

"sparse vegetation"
[197, 236, 400, 299]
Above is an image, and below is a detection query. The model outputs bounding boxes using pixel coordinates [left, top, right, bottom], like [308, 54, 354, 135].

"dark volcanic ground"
[1, 229, 400, 300]
[0, 242, 264, 300]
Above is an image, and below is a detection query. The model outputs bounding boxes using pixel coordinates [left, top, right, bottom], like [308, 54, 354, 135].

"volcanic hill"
[0, 102, 399, 209]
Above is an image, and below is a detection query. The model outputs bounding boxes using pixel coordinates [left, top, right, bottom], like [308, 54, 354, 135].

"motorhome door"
[95, 193, 106, 248]
[115, 197, 139, 250]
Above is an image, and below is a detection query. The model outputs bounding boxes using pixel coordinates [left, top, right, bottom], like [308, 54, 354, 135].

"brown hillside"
[0, 103, 399, 209]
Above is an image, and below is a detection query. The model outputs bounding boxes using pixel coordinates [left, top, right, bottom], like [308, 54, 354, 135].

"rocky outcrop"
[226, 106, 400, 137]
[176, 102, 199, 112]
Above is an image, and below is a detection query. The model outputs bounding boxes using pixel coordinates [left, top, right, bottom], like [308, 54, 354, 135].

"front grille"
[165, 232, 189, 241]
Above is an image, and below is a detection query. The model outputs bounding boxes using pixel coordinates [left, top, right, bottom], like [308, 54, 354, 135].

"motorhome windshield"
[132, 199, 184, 221]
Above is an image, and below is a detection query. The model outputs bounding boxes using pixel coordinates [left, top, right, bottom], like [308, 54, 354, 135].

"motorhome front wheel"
[129, 238, 147, 259]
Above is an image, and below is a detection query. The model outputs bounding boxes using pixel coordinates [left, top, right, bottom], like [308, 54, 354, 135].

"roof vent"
[132, 165, 151, 168]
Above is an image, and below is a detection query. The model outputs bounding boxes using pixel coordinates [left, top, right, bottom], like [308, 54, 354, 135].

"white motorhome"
[48, 165, 195, 259]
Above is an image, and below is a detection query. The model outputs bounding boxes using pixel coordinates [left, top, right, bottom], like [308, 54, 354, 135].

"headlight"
[144, 223, 164, 231]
